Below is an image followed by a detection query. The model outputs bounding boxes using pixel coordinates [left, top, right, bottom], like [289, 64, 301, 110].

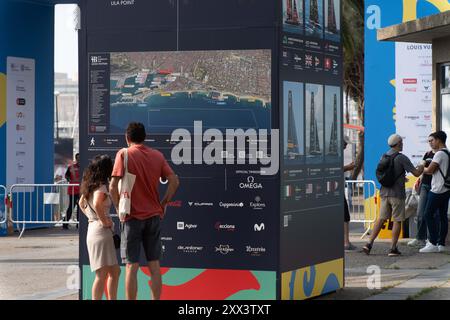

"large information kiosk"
[79, 0, 344, 300]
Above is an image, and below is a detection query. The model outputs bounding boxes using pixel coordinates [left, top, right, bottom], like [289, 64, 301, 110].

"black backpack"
[438, 149, 450, 189]
[376, 152, 402, 187]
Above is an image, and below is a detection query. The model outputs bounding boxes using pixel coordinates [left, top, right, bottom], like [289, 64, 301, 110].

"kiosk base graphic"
[82, 266, 276, 300]
[281, 258, 344, 300]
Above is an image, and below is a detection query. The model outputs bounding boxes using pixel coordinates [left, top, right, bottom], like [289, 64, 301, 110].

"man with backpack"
[419, 131, 449, 253]
[363, 134, 424, 256]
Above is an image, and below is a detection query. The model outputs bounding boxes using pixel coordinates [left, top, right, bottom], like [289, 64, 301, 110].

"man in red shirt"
[110, 122, 179, 300]
[64, 153, 80, 230]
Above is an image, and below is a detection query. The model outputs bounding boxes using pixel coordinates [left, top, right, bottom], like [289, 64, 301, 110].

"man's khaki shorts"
[380, 197, 405, 222]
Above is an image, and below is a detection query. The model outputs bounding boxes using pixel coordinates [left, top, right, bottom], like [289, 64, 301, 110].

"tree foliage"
[342, 0, 364, 179]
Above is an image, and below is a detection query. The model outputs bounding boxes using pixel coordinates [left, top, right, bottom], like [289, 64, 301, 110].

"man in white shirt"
[420, 131, 450, 253]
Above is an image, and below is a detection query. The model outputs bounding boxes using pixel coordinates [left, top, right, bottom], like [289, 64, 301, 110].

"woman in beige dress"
[79, 155, 121, 300]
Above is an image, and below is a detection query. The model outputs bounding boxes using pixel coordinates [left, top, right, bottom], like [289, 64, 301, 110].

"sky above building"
[54, 4, 78, 81]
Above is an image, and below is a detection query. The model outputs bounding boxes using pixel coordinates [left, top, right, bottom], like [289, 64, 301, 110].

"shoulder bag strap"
[123, 148, 129, 174]
[86, 199, 97, 217]
[438, 149, 450, 179]
[391, 152, 404, 182]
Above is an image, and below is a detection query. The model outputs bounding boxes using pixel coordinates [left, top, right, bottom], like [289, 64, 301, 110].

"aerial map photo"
[109, 50, 272, 134]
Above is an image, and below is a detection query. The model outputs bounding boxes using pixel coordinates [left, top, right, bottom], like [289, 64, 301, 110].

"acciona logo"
[177, 222, 198, 230]
[250, 196, 266, 210]
[215, 222, 236, 232]
[254, 223, 265, 232]
[219, 202, 244, 209]
[239, 176, 263, 189]
[215, 245, 235, 255]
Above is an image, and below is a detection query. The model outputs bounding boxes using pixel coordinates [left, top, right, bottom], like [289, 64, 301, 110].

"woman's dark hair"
[126, 122, 146, 143]
[429, 131, 447, 144]
[80, 155, 113, 200]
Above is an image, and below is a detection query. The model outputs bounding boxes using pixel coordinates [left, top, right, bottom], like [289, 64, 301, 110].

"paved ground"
[0, 227, 79, 300]
[318, 229, 450, 300]
[0, 224, 449, 300]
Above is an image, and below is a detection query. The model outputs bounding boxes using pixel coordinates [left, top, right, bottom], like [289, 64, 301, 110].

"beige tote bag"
[118, 148, 136, 218]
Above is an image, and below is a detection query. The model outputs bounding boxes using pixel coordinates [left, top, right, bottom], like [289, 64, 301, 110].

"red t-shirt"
[112, 144, 174, 220]
[66, 163, 80, 195]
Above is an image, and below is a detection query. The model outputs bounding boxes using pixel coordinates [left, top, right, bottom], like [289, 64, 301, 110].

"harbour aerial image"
[109, 50, 272, 134]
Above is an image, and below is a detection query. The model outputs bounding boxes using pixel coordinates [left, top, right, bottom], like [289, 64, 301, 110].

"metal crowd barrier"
[9, 183, 79, 238]
[0, 184, 6, 226]
[345, 180, 378, 238]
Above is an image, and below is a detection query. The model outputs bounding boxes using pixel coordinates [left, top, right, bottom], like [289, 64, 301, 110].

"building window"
[440, 64, 450, 133]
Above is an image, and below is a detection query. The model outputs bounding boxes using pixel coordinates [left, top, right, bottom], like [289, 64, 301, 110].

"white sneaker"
[419, 242, 439, 253]
[54, 220, 63, 227]
[407, 239, 425, 247]
[438, 245, 447, 253]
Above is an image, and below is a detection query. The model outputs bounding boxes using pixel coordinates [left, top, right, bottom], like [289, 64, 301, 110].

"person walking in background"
[78, 155, 121, 300]
[407, 143, 436, 248]
[363, 134, 424, 256]
[343, 135, 356, 251]
[64, 153, 80, 229]
[419, 131, 450, 253]
[110, 122, 179, 300]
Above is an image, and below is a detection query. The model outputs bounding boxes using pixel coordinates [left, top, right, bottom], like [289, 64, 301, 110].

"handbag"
[118, 148, 136, 219]
[405, 188, 419, 219]
[112, 232, 121, 250]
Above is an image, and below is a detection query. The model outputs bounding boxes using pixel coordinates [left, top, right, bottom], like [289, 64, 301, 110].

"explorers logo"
[177, 222, 197, 230]
[215, 245, 235, 255]
[177, 245, 203, 254]
[239, 176, 263, 189]
[219, 202, 244, 209]
[250, 196, 266, 210]
[214, 222, 236, 232]
[246, 246, 266, 257]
